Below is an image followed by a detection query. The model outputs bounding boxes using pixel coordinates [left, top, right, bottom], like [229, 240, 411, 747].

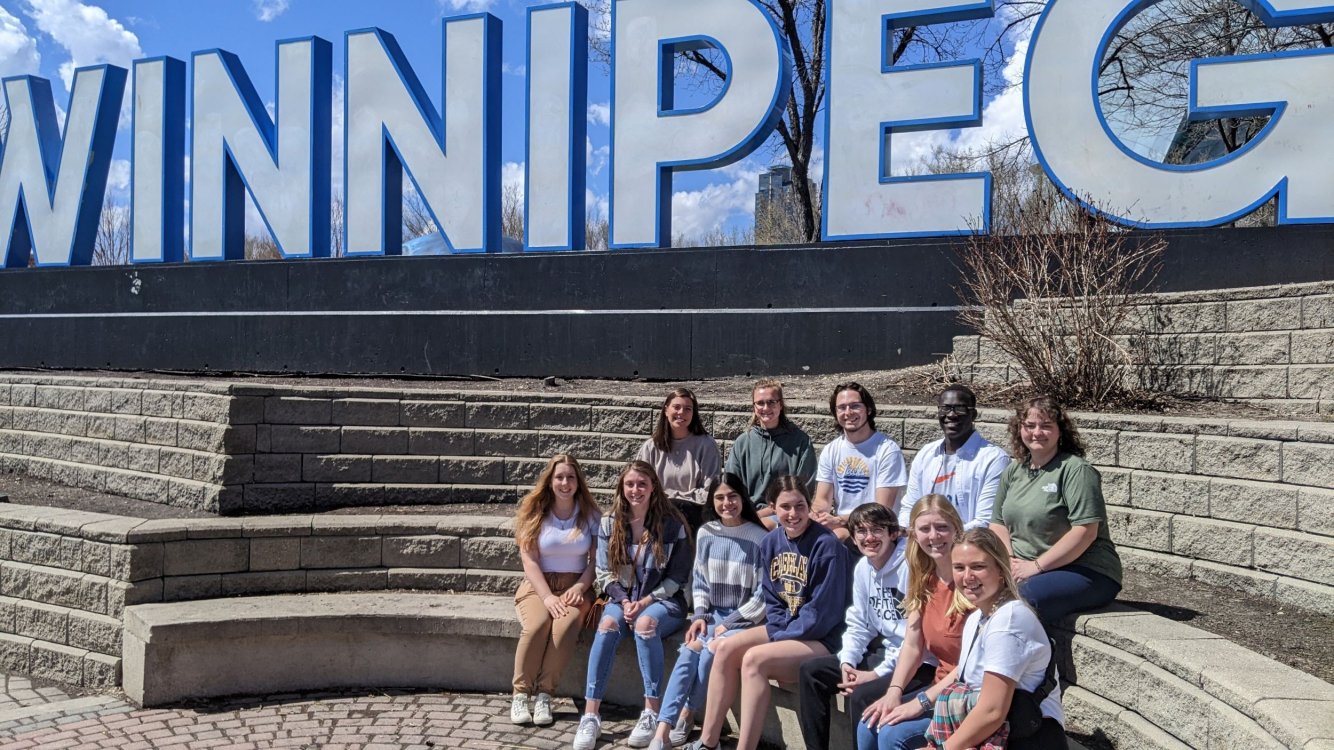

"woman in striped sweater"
[646, 473, 770, 750]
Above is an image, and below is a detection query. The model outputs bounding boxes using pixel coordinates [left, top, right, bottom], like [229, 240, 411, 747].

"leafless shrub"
[501, 181, 524, 243]
[956, 203, 1167, 408]
[244, 232, 282, 261]
[92, 199, 131, 266]
[585, 208, 609, 251]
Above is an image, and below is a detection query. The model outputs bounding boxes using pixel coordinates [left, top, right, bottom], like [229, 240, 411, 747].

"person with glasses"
[899, 385, 1011, 531]
[814, 382, 908, 543]
[724, 379, 817, 530]
[796, 503, 935, 750]
[989, 396, 1122, 627]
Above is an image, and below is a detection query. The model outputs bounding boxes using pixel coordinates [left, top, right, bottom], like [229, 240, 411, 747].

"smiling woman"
[637, 388, 721, 530]
[575, 461, 693, 750]
[988, 396, 1123, 627]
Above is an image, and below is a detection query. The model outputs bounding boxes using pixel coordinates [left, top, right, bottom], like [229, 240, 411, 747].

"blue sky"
[0, 0, 1041, 244]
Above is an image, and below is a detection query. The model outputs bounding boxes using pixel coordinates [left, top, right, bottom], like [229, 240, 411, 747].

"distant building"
[754, 165, 810, 243]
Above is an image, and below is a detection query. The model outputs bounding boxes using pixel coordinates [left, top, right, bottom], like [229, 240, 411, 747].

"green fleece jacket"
[724, 420, 817, 506]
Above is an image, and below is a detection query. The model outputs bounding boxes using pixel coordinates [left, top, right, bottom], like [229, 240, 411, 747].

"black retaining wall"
[0, 225, 1329, 379]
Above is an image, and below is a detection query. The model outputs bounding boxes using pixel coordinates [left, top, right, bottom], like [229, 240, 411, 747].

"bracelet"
[1034, 559, 1045, 572]
[887, 684, 904, 693]
[917, 692, 933, 712]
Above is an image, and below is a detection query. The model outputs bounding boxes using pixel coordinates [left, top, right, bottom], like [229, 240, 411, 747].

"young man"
[795, 504, 934, 750]
[899, 384, 1011, 530]
[813, 382, 907, 541]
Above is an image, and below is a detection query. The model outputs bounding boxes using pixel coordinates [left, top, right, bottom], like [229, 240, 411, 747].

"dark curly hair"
[1007, 395, 1085, 464]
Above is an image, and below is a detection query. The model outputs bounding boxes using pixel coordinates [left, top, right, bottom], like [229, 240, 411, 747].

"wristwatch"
[917, 692, 933, 712]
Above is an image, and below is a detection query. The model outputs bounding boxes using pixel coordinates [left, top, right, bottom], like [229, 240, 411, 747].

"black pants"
[672, 499, 704, 532]
[1011, 718, 1069, 750]
[797, 655, 934, 750]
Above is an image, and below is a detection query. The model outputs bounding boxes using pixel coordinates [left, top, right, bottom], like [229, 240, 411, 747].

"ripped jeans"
[584, 600, 686, 702]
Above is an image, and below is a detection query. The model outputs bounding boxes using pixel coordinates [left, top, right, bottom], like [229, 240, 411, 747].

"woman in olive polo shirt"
[989, 396, 1122, 626]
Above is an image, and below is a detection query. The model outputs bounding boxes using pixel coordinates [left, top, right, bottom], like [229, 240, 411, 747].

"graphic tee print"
[836, 454, 872, 495]
[770, 551, 809, 617]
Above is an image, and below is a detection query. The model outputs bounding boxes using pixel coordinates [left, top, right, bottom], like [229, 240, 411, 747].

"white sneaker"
[510, 694, 532, 725]
[572, 713, 602, 750]
[533, 693, 554, 726]
[668, 711, 693, 746]
[627, 708, 658, 748]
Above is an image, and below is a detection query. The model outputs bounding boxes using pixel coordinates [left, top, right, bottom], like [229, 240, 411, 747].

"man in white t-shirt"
[900, 384, 1011, 530]
[813, 382, 907, 542]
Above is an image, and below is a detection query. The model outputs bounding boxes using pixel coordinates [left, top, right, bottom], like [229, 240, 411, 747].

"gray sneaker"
[668, 711, 693, 746]
[571, 713, 601, 750]
[532, 693, 554, 726]
[626, 708, 658, 748]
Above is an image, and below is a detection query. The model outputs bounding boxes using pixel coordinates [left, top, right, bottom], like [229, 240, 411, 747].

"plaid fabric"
[924, 681, 1009, 750]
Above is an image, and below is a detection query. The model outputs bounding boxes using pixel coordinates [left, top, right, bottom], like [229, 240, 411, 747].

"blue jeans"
[657, 609, 746, 728]
[585, 600, 686, 702]
[1019, 564, 1121, 627]
[857, 714, 929, 750]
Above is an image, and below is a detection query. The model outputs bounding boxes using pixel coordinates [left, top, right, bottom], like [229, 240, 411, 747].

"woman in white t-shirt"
[923, 528, 1066, 750]
[510, 454, 602, 727]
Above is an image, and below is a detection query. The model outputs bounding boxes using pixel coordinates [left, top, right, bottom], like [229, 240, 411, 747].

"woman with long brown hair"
[511, 454, 602, 727]
[636, 387, 720, 529]
[573, 461, 693, 750]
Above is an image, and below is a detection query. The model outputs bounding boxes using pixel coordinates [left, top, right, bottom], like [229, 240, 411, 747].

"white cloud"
[585, 188, 608, 220]
[502, 61, 526, 77]
[22, 0, 142, 92]
[0, 6, 40, 78]
[502, 160, 524, 203]
[587, 101, 610, 127]
[437, 0, 496, 12]
[106, 158, 130, 194]
[670, 163, 763, 241]
[252, 0, 289, 22]
[586, 136, 609, 176]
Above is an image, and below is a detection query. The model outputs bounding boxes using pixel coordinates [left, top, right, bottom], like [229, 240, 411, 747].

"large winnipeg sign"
[0, 0, 1330, 266]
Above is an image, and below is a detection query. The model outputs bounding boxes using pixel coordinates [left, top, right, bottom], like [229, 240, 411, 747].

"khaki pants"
[513, 572, 590, 695]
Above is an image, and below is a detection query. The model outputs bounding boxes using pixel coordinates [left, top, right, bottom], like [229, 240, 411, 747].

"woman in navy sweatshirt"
[685, 475, 850, 750]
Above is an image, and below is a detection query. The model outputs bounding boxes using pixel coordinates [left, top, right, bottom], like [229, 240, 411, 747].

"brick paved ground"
[0, 688, 654, 750]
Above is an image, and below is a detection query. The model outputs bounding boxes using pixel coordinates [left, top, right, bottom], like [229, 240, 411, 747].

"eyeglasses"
[835, 403, 866, 413]
[937, 404, 971, 416]
[852, 526, 888, 539]
[754, 399, 781, 408]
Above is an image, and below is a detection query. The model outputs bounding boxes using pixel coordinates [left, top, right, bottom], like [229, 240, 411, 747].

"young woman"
[858, 495, 971, 750]
[646, 473, 769, 750]
[724, 379, 817, 529]
[637, 388, 721, 530]
[573, 461, 693, 750]
[990, 396, 1122, 626]
[797, 503, 935, 750]
[924, 528, 1066, 750]
[686, 476, 850, 750]
[511, 454, 601, 726]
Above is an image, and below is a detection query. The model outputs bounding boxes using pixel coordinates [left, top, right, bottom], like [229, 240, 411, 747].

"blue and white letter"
[822, 0, 993, 240]
[190, 38, 332, 260]
[610, 0, 790, 248]
[344, 16, 502, 255]
[525, 3, 587, 251]
[0, 67, 127, 267]
[1026, 0, 1334, 227]
[132, 57, 186, 263]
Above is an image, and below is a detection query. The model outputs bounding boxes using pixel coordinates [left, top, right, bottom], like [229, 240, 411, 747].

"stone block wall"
[951, 281, 1334, 411]
[1, 372, 1331, 616]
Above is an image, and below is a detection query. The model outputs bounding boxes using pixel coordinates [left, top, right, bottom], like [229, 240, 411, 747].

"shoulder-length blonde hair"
[904, 494, 971, 617]
[514, 454, 600, 552]
[607, 460, 688, 569]
[948, 527, 1023, 618]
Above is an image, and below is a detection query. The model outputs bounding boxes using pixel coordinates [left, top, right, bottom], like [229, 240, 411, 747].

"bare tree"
[956, 201, 1166, 408]
[402, 185, 437, 244]
[92, 199, 131, 266]
[585, 0, 1028, 243]
[501, 181, 524, 242]
[244, 232, 282, 261]
[329, 195, 345, 257]
[585, 208, 609, 251]
[1099, 0, 1331, 158]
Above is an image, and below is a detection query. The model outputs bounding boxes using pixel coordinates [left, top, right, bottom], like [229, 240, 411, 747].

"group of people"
[508, 380, 1123, 750]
